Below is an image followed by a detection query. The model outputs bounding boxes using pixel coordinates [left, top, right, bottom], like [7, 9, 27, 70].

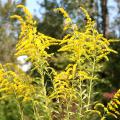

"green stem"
[32, 102, 39, 120]
[18, 102, 24, 120]
[87, 28, 97, 111]
[77, 60, 83, 120]
[14, 98, 24, 120]
[87, 56, 96, 110]
[13, 91, 24, 120]
[66, 99, 70, 120]
[39, 68, 52, 120]
[79, 80, 82, 118]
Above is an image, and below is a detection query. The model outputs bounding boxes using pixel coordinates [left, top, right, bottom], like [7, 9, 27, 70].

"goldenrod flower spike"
[10, 5, 58, 77]
[17, 4, 32, 19]
[54, 7, 74, 31]
[80, 7, 91, 21]
[95, 89, 120, 119]
[54, 8, 69, 18]
[10, 15, 24, 24]
[0, 63, 35, 102]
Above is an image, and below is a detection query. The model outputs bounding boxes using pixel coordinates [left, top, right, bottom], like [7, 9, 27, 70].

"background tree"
[100, 0, 109, 37]
[102, 0, 120, 93]
[0, 0, 26, 64]
[112, 0, 120, 38]
[0, 0, 16, 64]
[37, 0, 99, 38]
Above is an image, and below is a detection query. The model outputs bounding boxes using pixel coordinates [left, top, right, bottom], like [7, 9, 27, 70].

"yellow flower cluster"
[107, 89, 120, 118]
[49, 70, 76, 100]
[54, 8, 75, 31]
[58, 8, 117, 63]
[11, 5, 58, 73]
[0, 64, 35, 102]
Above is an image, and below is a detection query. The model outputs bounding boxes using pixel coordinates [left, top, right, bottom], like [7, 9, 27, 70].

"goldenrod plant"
[0, 63, 35, 120]
[0, 4, 119, 120]
[53, 7, 117, 119]
[94, 89, 120, 120]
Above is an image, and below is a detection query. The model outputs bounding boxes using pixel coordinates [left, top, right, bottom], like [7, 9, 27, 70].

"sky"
[26, 0, 44, 19]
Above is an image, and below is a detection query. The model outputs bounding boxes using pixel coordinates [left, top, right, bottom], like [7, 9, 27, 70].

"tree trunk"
[101, 0, 109, 37]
